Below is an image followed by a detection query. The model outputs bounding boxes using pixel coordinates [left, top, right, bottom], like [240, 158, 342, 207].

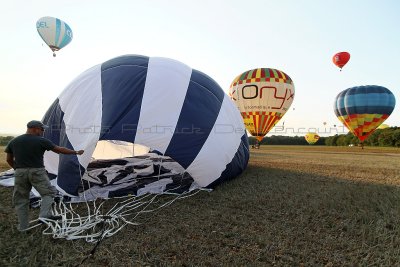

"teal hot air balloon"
[334, 85, 396, 144]
[36, 16, 73, 57]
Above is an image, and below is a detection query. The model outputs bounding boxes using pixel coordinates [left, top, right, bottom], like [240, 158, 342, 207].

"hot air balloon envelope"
[42, 55, 249, 196]
[334, 85, 396, 142]
[332, 52, 350, 70]
[36, 16, 73, 56]
[229, 68, 295, 141]
[305, 132, 320, 145]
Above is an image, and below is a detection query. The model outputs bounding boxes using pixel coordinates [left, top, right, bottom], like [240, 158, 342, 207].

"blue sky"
[1, 0, 399, 136]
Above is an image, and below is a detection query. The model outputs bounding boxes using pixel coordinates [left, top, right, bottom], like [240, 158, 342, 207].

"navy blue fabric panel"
[165, 71, 224, 168]
[56, 120, 85, 196]
[101, 54, 149, 72]
[100, 55, 149, 142]
[207, 134, 250, 188]
[345, 85, 391, 95]
[189, 70, 225, 103]
[42, 98, 83, 195]
[334, 90, 348, 117]
[345, 106, 395, 115]
[42, 98, 64, 145]
[241, 132, 250, 151]
[335, 108, 347, 116]
[335, 86, 395, 115]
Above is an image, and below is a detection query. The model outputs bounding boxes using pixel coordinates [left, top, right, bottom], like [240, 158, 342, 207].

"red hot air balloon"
[332, 52, 350, 71]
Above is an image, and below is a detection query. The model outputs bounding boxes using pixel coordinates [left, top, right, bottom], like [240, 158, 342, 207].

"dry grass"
[1, 145, 400, 266]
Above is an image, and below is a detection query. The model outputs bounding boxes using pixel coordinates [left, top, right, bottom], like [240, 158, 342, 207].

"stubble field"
[0, 145, 399, 266]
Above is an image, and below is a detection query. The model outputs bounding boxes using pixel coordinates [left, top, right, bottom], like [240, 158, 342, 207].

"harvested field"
[1, 145, 399, 266]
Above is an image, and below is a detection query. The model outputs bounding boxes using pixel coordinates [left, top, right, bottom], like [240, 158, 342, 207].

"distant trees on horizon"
[250, 127, 400, 147]
[0, 136, 14, 146]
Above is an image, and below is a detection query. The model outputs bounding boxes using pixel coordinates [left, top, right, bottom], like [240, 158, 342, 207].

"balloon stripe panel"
[186, 95, 245, 187]
[346, 86, 392, 95]
[58, 64, 103, 170]
[345, 93, 395, 108]
[165, 69, 223, 169]
[100, 55, 149, 142]
[55, 18, 61, 47]
[134, 57, 192, 154]
[42, 100, 87, 196]
[58, 23, 72, 49]
[42, 99, 63, 176]
[207, 134, 249, 188]
[343, 106, 395, 115]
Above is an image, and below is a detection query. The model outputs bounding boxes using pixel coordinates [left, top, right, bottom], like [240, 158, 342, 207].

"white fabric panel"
[187, 95, 245, 187]
[37, 17, 60, 48]
[92, 141, 150, 159]
[44, 151, 60, 175]
[137, 178, 174, 196]
[58, 64, 103, 168]
[134, 57, 192, 153]
[0, 177, 14, 187]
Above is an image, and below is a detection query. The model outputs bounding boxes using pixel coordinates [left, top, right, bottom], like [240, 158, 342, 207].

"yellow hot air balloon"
[305, 132, 320, 145]
[229, 68, 295, 142]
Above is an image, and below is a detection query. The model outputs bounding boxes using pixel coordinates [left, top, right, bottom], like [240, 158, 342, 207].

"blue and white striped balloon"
[36, 16, 73, 56]
[42, 55, 250, 196]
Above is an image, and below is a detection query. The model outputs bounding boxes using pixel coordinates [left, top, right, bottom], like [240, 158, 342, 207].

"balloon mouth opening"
[49, 46, 60, 57]
[49, 45, 60, 52]
[90, 140, 188, 176]
[92, 140, 151, 160]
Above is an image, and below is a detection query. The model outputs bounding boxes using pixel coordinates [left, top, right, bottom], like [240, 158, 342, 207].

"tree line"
[324, 127, 400, 147]
[250, 127, 400, 147]
[249, 135, 327, 146]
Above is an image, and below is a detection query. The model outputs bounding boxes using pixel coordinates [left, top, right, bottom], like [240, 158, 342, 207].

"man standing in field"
[4, 120, 84, 231]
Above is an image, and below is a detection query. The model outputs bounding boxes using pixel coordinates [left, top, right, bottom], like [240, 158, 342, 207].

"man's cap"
[27, 120, 49, 129]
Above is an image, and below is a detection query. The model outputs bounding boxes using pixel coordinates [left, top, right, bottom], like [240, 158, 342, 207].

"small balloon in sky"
[36, 16, 73, 57]
[332, 52, 350, 71]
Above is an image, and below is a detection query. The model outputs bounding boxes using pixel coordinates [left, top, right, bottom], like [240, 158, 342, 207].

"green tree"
[364, 130, 381, 146]
[344, 133, 354, 146]
[0, 136, 14, 146]
[378, 130, 394, 147]
[326, 134, 339, 146]
[393, 129, 400, 147]
[336, 135, 344, 146]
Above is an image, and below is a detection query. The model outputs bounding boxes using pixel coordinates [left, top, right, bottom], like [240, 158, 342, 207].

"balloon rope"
[38, 188, 204, 242]
[34, 154, 207, 243]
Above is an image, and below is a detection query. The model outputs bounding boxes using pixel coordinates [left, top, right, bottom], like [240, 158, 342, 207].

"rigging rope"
[33, 154, 208, 242]
[38, 188, 203, 242]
